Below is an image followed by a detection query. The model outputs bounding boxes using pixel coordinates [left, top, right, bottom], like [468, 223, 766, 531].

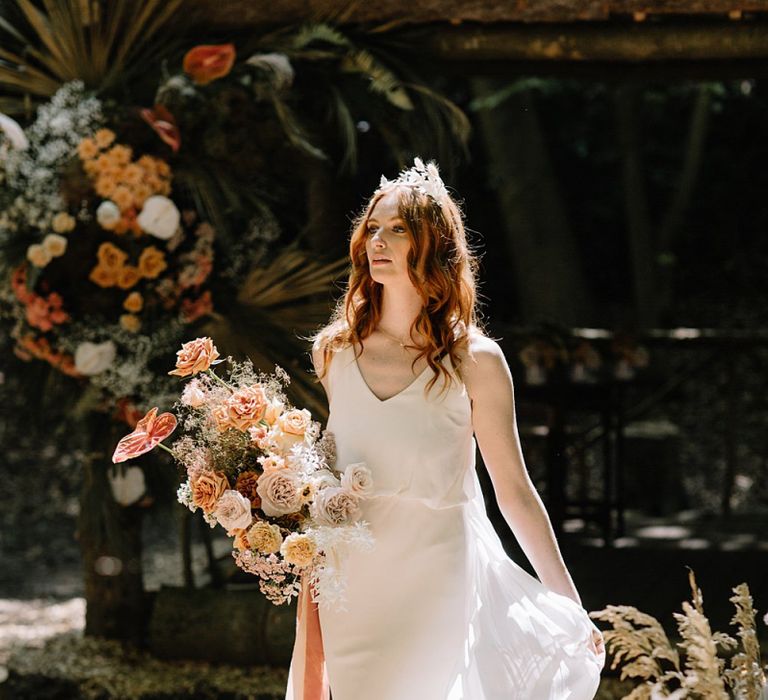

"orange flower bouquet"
[111, 337, 375, 608]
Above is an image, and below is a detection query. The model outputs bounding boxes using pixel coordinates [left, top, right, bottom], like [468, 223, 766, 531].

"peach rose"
[232, 528, 251, 552]
[191, 470, 228, 513]
[214, 489, 253, 534]
[310, 486, 361, 526]
[169, 337, 220, 377]
[280, 532, 317, 568]
[256, 469, 302, 517]
[225, 384, 268, 430]
[247, 521, 283, 554]
[212, 403, 232, 431]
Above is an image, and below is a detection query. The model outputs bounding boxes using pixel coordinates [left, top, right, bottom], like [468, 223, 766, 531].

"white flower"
[311, 471, 341, 491]
[96, 200, 121, 228]
[42, 233, 67, 257]
[26, 243, 52, 268]
[213, 489, 253, 534]
[109, 465, 146, 507]
[180, 379, 207, 408]
[74, 340, 116, 376]
[137, 195, 180, 240]
[0, 113, 28, 150]
[341, 462, 374, 497]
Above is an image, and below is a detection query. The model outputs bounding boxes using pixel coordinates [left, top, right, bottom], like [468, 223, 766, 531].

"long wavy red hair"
[309, 177, 488, 399]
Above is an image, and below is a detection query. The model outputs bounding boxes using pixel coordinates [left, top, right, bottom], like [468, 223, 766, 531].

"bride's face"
[365, 190, 413, 285]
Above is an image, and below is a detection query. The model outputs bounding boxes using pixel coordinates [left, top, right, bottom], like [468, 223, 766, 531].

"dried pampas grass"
[590, 568, 768, 699]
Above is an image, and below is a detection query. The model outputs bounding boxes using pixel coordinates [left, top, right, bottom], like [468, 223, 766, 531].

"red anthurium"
[183, 43, 236, 85]
[140, 104, 181, 153]
[112, 407, 177, 463]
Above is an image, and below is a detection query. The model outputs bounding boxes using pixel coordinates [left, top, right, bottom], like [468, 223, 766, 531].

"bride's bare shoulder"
[454, 327, 509, 397]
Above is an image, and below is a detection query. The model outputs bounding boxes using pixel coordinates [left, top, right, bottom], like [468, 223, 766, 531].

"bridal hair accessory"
[376, 156, 448, 207]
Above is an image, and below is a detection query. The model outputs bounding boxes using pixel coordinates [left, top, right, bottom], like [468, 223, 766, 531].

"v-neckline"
[351, 347, 433, 404]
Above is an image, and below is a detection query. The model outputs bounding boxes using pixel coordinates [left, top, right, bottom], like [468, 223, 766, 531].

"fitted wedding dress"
[286, 343, 605, 700]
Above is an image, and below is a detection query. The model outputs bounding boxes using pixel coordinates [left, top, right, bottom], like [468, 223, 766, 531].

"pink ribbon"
[290, 575, 330, 700]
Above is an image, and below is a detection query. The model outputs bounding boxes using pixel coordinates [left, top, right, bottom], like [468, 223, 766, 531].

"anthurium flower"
[183, 43, 236, 85]
[112, 407, 177, 463]
[140, 104, 181, 153]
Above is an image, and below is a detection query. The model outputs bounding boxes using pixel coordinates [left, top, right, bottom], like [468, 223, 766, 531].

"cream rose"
[278, 408, 312, 437]
[74, 340, 116, 376]
[191, 470, 228, 513]
[310, 486, 361, 526]
[181, 378, 207, 408]
[263, 398, 284, 425]
[268, 427, 303, 454]
[225, 384, 268, 430]
[214, 489, 253, 534]
[51, 212, 76, 234]
[247, 521, 283, 554]
[256, 469, 303, 517]
[280, 532, 317, 568]
[26, 243, 52, 268]
[169, 337, 220, 377]
[42, 233, 67, 257]
[341, 462, 374, 497]
[311, 471, 341, 491]
[137, 195, 180, 240]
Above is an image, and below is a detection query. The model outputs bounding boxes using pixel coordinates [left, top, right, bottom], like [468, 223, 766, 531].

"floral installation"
[591, 568, 768, 699]
[0, 81, 216, 407]
[111, 337, 375, 609]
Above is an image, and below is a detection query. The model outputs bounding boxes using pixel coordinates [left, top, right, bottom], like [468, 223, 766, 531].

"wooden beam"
[416, 23, 768, 62]
[195, 0, 768, 28]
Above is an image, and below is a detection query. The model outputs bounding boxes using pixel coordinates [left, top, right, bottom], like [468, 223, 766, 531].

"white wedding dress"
[286, 343, 605, 700]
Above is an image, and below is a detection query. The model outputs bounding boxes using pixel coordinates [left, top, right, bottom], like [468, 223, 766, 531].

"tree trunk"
[78, 414, 146, 644]
[471, 78, 595, 326]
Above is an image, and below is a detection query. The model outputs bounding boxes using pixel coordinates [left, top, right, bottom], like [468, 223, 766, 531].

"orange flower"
[107, 144, 133, 166]
[140, 104, 181, 153]
[168, 337, 220, 377]
[94, 128, 116, 150]
[95, 176, 117, 199]
[138, 246, 167, 279]
[122, 163, 143, 185]
[119, 313, 141, 332]
[112, 185, 134, 212]
[95, 153, 112, 172]
[117, 265, 141, 290]
[77, 137, 99, 161]
[97, 242, 128, 269]
[183, 43, 236, 85]
[133, 184, 153, 209]
[123, 291, 143, 313]
[112, 407, 177, 463]
[89, 265, 118, 288]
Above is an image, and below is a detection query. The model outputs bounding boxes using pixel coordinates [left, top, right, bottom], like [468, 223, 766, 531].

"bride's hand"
[590, 626, 605, 659]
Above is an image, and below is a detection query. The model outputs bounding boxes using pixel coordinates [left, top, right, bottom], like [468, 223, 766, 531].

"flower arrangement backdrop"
[0, 0, 468, 643]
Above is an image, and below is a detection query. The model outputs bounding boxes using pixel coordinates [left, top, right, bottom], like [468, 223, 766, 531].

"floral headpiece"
[376, 157, 448, 207]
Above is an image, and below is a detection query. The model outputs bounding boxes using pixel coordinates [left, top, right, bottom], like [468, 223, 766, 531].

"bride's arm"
[465, 336, 582, 605]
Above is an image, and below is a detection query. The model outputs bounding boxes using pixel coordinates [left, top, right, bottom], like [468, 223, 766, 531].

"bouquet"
[111, 336, 375, 609]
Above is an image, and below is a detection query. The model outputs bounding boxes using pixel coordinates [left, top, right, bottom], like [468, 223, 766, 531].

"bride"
[287, 158, 606, 700]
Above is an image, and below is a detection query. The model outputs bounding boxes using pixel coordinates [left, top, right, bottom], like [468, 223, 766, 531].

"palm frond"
[270, 94, 328, 161]
[340, 49, 413, 110]
[0, 0, 185, 114]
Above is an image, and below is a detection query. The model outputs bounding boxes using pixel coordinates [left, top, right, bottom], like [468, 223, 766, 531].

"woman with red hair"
[288, 158, 605, 700]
